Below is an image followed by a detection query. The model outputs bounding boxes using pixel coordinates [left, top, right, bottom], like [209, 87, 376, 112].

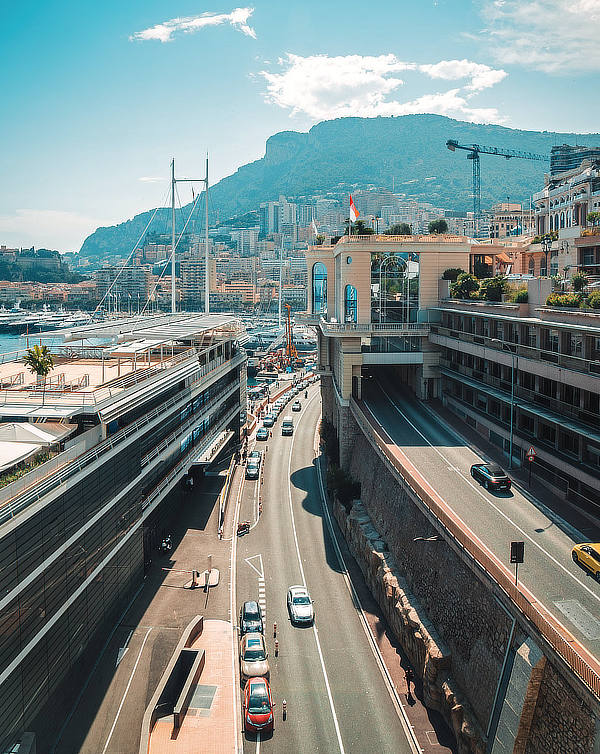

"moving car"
[240, 632, 270, 681]
[572, 543, 600, 581]
[470, 463, 511, 491]
[281, 416, 294, 436]
[287, 585, 314, 625]
[240, 601, 264, 635]
[292, 401, 301, 412]
[243, 677, 274, 734]
[249, 450, 262, 462]
[246, 461, 260, 480]
[256, 427, 269, 441]
[262, 415, 274, 428]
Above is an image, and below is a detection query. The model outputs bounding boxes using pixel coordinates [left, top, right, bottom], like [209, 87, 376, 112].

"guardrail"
[218, 454, 237, 537]
[351, 398, 600, 700]
[320, 320, 430, 336]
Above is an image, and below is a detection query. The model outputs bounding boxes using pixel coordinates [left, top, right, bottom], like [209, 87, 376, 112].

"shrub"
[428, 218, 448, 234]
[571, 272, 588, 292]
[545, 293, 583, 308]
[512, 288, 528, 303]
[450, 272, 479, 299]
[442, 267, 465, 281]
[586, 291, 600, 309]
[326, 464, 361, 512]
[479, 276, 509, 302]
[319, 418, 339, 465]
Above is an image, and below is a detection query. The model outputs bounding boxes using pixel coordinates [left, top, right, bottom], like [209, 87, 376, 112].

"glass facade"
[344, 285, 357, 323]
[370, 252, 420, 324]
[0, 347, 243, 748]
[312, 262, 327, 315]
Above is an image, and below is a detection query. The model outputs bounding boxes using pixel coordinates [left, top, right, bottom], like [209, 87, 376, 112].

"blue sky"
[1, 0, 599, 251]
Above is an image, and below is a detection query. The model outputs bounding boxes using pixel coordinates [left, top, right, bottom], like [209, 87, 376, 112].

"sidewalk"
[428, 399, 600, 543]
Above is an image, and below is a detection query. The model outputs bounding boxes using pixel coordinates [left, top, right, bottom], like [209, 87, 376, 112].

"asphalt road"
[363, 376, 600, 662]
[235, 385, 415, 753]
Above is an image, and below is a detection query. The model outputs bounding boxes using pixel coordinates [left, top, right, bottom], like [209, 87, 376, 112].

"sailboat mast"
[278, 239, 283, 329]
[171, 158, 176, 314]
[205, 153, 210, 315]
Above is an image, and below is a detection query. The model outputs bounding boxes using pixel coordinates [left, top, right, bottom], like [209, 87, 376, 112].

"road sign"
[527, 446, 536, 460]
[510, 541, 525, 563]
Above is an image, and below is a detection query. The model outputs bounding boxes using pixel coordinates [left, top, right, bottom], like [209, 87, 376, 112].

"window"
[527, 327, 537, 348]
[518, 413, 535, 435]
[547, 330, 559, 353]
[312, 262, 327, 315]
[539, 423, 556, 445]
[344, 285, 357, 322]
[569, 334, 583, 357]
[559, 430, 579, 457]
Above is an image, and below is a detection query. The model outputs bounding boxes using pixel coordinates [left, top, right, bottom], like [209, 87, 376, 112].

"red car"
[243, 676, 274, 734]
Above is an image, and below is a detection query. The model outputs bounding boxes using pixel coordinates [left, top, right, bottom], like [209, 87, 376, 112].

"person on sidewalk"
[404, 667, 414, 700]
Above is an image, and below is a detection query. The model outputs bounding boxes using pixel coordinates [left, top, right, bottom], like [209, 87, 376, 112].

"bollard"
[273, 622, 277, 638]
[282, 699, 287, 720]
[274, 639, 279, 656]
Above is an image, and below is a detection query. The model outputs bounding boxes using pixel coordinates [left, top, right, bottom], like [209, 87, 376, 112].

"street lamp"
[491, 338, 517, 468]
[541, 236, 552, 277]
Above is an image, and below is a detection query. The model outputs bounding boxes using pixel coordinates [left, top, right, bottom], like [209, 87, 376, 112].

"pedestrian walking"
[404, 667, 414, 699]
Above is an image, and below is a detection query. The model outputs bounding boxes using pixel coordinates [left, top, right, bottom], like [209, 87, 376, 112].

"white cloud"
[0, 209, 106, 253]
[131, 7, 256, 43]
[479, 0, 600, 72]
[259, 54, 506, 124]
[138, 176, 164, 183]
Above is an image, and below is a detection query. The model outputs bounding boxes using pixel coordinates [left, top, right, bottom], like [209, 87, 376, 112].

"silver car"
[240, 632, 270, 681]
[287, 585, 314, 625]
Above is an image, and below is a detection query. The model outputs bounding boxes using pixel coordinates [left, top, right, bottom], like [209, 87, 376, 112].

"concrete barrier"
[139, 616, 205, 754]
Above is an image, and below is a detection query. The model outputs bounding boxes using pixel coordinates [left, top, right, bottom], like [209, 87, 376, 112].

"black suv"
[240, 600, 263, 635]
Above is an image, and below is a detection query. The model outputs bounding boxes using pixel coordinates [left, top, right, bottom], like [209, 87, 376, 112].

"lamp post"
[541, 236, 552, 277]
[492, 338, 517, 468]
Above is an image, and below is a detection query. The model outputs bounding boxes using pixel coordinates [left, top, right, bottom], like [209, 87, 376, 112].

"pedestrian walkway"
[148, 619, 237, 754]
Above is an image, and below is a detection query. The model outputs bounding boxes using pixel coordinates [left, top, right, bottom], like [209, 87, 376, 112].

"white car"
[287, 585, 314, 625]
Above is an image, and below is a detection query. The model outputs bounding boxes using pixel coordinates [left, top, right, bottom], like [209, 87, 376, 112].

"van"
[281, 416, 294, 436]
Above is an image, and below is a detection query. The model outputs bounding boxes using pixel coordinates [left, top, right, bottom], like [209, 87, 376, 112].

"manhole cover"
[554, 600, 600, 641]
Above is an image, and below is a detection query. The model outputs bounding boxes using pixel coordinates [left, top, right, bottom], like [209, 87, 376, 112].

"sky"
[1, 0, 599, 252]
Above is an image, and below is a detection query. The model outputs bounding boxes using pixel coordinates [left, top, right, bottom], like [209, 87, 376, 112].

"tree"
[571, 272, 588, 292]
[23, 345, 54, 405]
[479, 276, 509, 302]
[428, 218, 448, 234]
[586, 211, 600, 228]
[344, 219, 374, 235]
[385, 223, 412, 235]
[442, 267, 465, 281]
[450, 272, 479, 299]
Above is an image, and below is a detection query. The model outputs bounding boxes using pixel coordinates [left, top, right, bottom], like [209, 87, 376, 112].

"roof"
[0, 422, 74, 473]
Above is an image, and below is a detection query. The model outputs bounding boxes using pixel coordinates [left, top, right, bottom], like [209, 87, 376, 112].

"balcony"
[319, 320, 430, 337]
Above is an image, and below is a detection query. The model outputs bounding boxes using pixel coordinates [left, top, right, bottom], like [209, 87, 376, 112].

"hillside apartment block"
[303, 235, 600, 522]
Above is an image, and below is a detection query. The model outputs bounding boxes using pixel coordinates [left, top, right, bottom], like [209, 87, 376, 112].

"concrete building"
[228, 227, 259, 256]
[490, 203, 535, 239]
[303, 234, 600, 517]
[0, 314, 245, 749]
[180, 258, 217, 307]
[94, 265, 150, 301]
[281, 285, 307, 310]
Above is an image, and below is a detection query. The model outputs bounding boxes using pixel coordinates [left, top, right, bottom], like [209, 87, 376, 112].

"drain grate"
[189, 684, 217, 711]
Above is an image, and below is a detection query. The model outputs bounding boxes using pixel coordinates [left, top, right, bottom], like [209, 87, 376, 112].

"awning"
[495, 253, 511, 263]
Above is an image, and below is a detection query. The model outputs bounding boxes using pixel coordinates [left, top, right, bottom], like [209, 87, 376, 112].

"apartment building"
[0, 314, 246, 748]
[180, 258, 218, 307]
[303, 235, 599, 520]
[490, 203, 535, 239]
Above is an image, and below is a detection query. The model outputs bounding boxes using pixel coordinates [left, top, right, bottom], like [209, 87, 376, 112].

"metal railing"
[320, 320, 429, 336]
[351, 399, 600, 699]
[0, 353, 245, 525]
[335, 234, 467, 244]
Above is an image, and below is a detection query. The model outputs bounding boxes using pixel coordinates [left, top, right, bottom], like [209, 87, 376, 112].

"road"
[362, 376, 600, 662]
[235, 384, 416, 753]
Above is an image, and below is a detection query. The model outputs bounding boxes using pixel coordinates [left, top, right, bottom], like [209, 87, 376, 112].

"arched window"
[312, 262, 327, 315]
[560, 212, 566, 229]
[344, 285, 357, 322]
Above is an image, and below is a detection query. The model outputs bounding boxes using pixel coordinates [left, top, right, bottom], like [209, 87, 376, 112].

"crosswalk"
[258, 576, 267, 621]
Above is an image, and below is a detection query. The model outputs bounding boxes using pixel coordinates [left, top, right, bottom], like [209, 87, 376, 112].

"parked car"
[292, 401, 301, 412]
[256, 427, 269, 441]
[262, 415, 274, 428]
[240, 601, 263, 635]
[572, 543, 600, 581]
[287, 585, 314, 625]
[243, 677, 274, 734]
[240, 632, 270, 681]
[246, 462, 260, 480]
[249, 450, 262, 462]
[470, 463, 511, 491]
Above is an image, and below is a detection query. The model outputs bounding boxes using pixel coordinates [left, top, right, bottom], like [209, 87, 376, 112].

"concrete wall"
[339, 411, 599, 754]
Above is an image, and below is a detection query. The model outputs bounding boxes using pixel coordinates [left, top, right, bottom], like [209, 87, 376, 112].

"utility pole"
[205, 153, 210, 315]
[171, 158, 176, 314]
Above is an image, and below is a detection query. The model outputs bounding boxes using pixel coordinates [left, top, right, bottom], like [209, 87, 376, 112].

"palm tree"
[23, 345, 54, 405]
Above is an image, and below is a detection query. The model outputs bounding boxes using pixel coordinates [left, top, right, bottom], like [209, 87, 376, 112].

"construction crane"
[283, 304, 299, 370]
[446, 139, 548, 238]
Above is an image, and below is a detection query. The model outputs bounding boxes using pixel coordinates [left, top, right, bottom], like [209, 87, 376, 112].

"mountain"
[80, 114, 600, 257]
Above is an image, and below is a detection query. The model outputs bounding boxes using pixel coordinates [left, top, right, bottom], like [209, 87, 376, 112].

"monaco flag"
[349, 195, 359, 222]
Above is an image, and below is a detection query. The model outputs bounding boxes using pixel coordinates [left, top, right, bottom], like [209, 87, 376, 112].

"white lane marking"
[230, 462, 246, 751]
[256, 731, 261, 753]
[288, 391, 346, 754]
[101, 626, 152, 754]
[370, 387, 600, 610]
[245, 554, 265, 580]
[116, 628, 133, 668]
[312, 424, 423, 754]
